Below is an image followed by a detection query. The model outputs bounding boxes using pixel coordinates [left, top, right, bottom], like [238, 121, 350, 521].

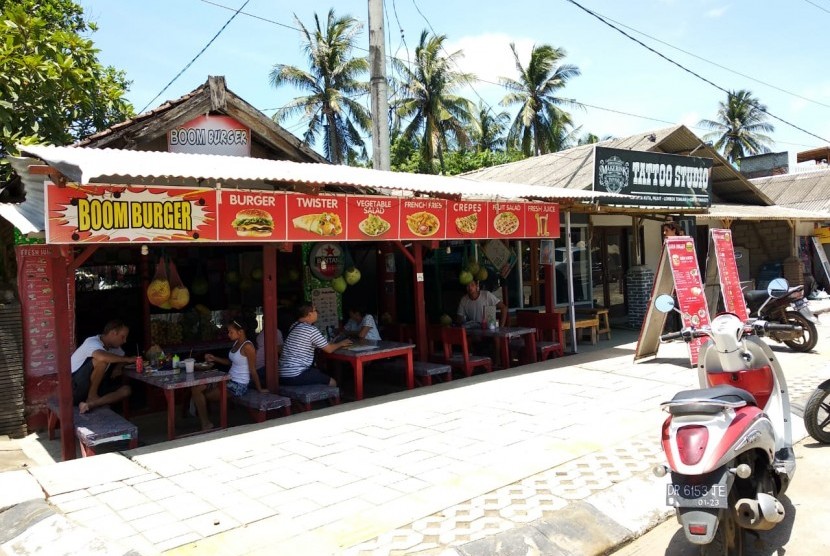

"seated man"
[343, 306, 381, 341]
[279, 304, 351, 386]
[456, 280, 507, 328]
[70, 320, 135, 414]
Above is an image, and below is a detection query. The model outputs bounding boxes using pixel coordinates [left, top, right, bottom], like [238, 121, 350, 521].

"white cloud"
[705, 5, 729, 18]
[445, 34, 536, 86]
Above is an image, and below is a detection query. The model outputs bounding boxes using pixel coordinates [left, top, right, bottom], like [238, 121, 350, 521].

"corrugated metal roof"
[464, 125, 772, 206]
[697, 203, 830, 221]
[751, 170, 830, 212]
[3, 156, 47, 232]
[18, 145, 627, 202]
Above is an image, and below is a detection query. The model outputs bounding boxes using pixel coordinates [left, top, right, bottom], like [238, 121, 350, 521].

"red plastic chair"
[517, 312, 564, 361]
[439, 326, 492, 377]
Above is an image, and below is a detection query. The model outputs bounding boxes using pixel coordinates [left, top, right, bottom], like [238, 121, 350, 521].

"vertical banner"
[708, 229, 748, 320]
[666, 236, 711, 366]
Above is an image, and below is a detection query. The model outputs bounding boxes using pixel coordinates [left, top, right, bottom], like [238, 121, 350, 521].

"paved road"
[611, 434, 830, 555]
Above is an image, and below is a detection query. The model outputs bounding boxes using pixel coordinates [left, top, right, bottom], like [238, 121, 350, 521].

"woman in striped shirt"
[279, 304, 351, 386]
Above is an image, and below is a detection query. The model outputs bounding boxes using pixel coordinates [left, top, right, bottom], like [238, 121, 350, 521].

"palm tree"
[469, 102, 509, 153]
[268, 10, 370, 164]
[500, 43, 581, 157]
[392, 31, 475, 174]
[698, 89, 775, 164]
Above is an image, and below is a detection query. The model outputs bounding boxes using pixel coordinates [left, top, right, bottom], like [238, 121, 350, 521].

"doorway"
[591, 227, 629, 317]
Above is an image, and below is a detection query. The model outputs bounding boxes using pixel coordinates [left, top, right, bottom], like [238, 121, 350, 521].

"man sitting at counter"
[456, 280, 508, 328]
[70, 320, 136, 414]
[342, 306, 382, 341]
[280, 304, 352, 386]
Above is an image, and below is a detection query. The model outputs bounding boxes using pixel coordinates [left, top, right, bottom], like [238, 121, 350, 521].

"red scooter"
[653, 278, 799, 554]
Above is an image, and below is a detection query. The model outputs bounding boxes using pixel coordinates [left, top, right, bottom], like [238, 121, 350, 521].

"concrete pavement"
[1, 321, 829, 556]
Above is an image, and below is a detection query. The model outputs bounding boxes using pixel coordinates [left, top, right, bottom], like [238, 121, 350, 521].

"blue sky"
[79, 0, 830, 163]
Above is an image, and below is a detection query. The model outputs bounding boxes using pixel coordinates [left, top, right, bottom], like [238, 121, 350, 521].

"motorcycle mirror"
[654, 294, 676, 313]
[768, 277, 790, 299]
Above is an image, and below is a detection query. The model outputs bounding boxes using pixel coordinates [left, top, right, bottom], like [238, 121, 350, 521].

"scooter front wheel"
[782, 312, 818, 352]
[804, 381, 830, 443]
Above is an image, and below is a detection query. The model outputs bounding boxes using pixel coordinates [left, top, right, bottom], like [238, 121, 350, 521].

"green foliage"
[392, 31, 475, 174]
[269, 9, 370, 165]
[500, 43, 581, 157]
[698, 89, 775, 164]
[0, 0, 133, 175]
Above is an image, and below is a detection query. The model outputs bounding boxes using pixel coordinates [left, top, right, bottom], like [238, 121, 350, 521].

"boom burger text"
[75, 198, 192, 232]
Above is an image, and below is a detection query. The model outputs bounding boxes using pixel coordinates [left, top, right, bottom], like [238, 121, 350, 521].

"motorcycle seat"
[666, 385, 757, 415]
[744, 290, 769, 303]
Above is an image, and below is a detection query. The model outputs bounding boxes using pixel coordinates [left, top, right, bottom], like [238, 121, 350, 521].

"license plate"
[667, 470, 728, 509]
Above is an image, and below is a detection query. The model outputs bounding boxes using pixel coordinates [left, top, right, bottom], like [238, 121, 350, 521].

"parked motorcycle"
[743, 282, 818, 352]
[804, 380, 830, 444]
[653, 278, 799, 555]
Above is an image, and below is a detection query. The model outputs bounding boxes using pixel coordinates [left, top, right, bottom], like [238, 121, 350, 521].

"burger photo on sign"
[232, 208, 274, 237]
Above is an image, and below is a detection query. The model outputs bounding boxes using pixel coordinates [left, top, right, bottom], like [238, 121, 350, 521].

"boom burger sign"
[168, 114, 251, 157]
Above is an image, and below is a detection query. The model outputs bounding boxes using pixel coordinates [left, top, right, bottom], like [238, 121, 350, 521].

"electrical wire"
[562, 0, 830, 144]
[139, 0, 251, 113]
[802, 0, 830, 15]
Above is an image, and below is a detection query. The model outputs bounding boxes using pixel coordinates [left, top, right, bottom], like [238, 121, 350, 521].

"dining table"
[123, 366, 229, 440]
[465, 325, 537, 369]
[321, 340, 415, 401]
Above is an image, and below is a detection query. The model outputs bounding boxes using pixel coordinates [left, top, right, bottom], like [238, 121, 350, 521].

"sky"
[78, 0, 830, 164]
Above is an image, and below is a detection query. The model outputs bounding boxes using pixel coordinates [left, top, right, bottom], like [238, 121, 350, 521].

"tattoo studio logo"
[598, 155, 629, 194]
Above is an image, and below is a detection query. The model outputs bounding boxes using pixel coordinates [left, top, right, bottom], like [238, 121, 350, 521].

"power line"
[140, 0, 251, 113]
[802, 0, 830, 15]
[592, 7, 830, 111]
[562, 0, 830, 144]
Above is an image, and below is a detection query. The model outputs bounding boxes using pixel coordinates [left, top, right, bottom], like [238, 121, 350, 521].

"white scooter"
[652, 278, 799, 555]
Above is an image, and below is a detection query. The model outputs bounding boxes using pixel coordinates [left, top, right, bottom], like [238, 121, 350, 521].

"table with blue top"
[321, 340, 415, 400]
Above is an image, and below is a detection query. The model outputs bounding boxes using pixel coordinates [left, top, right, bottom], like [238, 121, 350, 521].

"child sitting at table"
[193, 317, 266, 431]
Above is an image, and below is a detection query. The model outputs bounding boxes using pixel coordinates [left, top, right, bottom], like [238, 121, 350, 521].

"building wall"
[726, 220, 792, 276]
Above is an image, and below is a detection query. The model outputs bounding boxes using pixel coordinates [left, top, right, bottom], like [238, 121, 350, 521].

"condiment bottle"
[172, 354, 180, 369]
[135, 356, 143, 373]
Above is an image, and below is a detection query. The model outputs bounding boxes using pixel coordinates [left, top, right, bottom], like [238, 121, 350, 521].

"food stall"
[13, 144, 618, 459]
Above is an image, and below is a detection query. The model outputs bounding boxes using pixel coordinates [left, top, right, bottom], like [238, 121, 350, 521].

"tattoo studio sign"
[594, 146, 712, 207]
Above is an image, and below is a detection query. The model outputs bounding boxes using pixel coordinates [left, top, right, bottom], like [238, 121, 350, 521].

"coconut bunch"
[459, 257, 488, 285]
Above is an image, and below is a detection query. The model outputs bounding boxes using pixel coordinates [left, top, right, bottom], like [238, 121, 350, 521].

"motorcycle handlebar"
[660, 331, 684, 342]
[763, 322, 802, 332]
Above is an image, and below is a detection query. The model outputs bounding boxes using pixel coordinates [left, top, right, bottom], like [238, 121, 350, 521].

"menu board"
[346, 196, 399, 240]
[286, 195, 347, 241]
[311, 287, 339, 332]
[666, 236, 710, 365]
[45, 183, 217, 243]
[485, 202, 525, 239]
[218, 190, 287, 241]
[16, 245, 62, 377]
[45, 186, 561, 243]
[398, 198, 446, 240]
[710, 229, 748, 320]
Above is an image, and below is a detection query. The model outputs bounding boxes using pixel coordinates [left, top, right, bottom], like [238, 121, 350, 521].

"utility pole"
[368, 0, 391, 171]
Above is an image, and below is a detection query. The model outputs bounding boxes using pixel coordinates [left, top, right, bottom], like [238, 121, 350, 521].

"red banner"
[666, 236, 710, 365]
[286, 194, 347, 241]
[711, 229, 748, 320]
[218, 190, 287, 241]
[399, 198, 447, 240]
[346, 196, 400, 240]
[45, 186, 560, 243]
[45, 183, 217, 243]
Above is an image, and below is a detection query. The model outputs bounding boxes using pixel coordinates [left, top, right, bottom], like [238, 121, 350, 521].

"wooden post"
[52, 249, 75, 460]
[263, 245, 279, 392]
[412, 243, 428, 362]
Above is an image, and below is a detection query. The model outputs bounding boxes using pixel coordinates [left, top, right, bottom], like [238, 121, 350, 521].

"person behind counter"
[70, 320, 135, 414]
[456, 280, 507, 328]
[280, 304, 351, 387]
[195, 318, 266, 431]
[342, 306, 381, 341]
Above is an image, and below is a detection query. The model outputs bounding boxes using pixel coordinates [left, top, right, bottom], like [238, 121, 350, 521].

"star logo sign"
[324, 245, 336, 257]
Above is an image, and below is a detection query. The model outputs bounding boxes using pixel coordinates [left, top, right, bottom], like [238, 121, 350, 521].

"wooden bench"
[278, 384, 341, 412]
[575, 307, 611, 340]
[230, 390, 292, 423]
[560, 316, 599, 345]
[46, 398, 138, 457]
[375, 360, 452, 386]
